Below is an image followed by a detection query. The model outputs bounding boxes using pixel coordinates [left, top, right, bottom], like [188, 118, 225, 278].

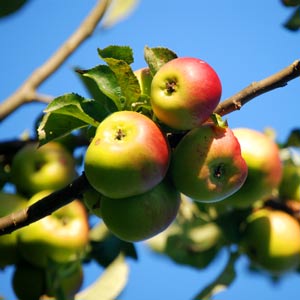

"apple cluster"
[0, 142, 88, 299]
[83, 56, 249, 242]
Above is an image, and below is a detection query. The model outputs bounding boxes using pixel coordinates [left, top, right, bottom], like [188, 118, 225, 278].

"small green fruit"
[100, 179, 181, 242]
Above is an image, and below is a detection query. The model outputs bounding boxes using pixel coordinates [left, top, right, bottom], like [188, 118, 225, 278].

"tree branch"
[0, 173, 90, 236]
[214, 59, 300, 116]
[0, 0, 112, 122]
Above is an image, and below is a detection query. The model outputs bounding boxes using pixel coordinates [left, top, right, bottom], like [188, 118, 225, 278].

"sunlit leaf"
[102, 0, 139, 27]
[38, 113, 88, 146]
[194, 251, 239, 300]
[0, 0, 28, 18]
[81, 65, 122, 111]
[75, 254, 129, 300]
[284, 7, 300, 31]
[98, 45, 134, 65]
[144, 46, 178, 76]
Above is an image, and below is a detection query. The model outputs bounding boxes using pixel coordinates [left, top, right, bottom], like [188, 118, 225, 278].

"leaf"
[144, 46, 178, 75]
[81, 65, 123, 111]
[38, 113, 89, 146]
[281, 0, 300, 6]
[102, 0, 139, 28]
[75, 254, 129, 300]
[0, 0, 28, 18]
[38, 93, 106, 145]
[193, 251, 239, 300]
[284, 7, 300, 31]
[98, 45, 134, 65]
[210, 113, 228, 128]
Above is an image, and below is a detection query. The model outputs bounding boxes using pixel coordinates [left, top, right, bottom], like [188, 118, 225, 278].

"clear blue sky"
[0, 0, 300, 299]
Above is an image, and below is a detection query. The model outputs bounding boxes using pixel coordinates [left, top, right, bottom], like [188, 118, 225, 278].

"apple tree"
[0, 0, 300, 300]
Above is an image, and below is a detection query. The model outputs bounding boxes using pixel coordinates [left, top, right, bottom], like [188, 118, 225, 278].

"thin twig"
[0, 0, 112, 122]
[214, 59, 300, 116]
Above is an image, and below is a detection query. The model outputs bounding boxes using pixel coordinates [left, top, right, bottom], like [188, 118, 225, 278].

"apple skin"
[11, 142, 77, 197]
[278, 147, 300, 201]
[170, 123, 248, 202]
[220, 128, 283, 208]
[84, 110, 170, 199]
[241, 208, 300, 274]
[17, 191, 89, 268]
[12, 262, 46, 300]
[0, 192, 28, 268]
[134, 67, 152, 96]
[100, 179, 181, 242]
[150, 57, 222, 130]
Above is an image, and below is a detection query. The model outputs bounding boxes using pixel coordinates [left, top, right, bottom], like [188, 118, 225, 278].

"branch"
[0, 0, 112, 122]
[214, 59, 300, 116]
[0, 173, 90, 236]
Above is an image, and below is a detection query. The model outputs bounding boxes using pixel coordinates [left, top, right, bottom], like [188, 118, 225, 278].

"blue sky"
[0, 0, 300, 299]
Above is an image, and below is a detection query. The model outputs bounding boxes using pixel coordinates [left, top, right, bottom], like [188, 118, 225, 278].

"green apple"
[12, 261, 46, 300]
[279, 147, 300, 201]
[150, 57, 222, 130]
[170, 123, 248, 202]
[134, 67, 152, 96]
[0, 192, 28, 268]
[84, 110, 170, 199]
[220, 128, 283, 208]
[11, 142, 77, 197]
[17, 190, 89, 268]
[100, 179, 181, 242]
[241, 208, 300, 274]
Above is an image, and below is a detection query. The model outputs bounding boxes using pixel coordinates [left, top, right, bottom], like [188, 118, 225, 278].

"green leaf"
[98, 45, 134, 65]
[81, 65, 123, 111]
[38, 113, 89, 146]
[0, 0, 28, 18]
[210, 113, 228, 128]
[38, 93, 107, 145]
[281, 0, 300, 6]
[102, 0, 139, 28]
[284, 7, 300, 31]
[144, 46, 178, 75]
[194, 251, 239, 300]
[75, 254, 129, 300]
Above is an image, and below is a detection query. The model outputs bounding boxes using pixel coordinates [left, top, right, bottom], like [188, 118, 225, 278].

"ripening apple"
[241, 208, 300, 274]
[150, 57, 222, 130]
[11, 142, 77, 197]
[170, 123, 248, 202]
[0, 192, 28, 268]
[84, 111, 170, 199]
[134, 67, 152, 96]
[100, 179, 181, 242]
[278, 147, 300, 201]
[17, 190, 89, 268]
[220, 128, 283, 208]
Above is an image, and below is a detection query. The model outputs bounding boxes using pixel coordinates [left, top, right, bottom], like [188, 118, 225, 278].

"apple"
[150, 57, 222, 130]
[170, 123, 248, 202]
[220, 128, 283, 208]
[84, 110, 170, 199]
[100, 179, 181, 242]
[0, 192, 28, 268]
[278, 147, 300, 201]
[12, 261, 46, 300]
[17, 190, 90, 268]
[83, 185, 103, 218]
[134, 67, 152, 96]
[241, 208, 300, 274]
[12, 260, 83, 300]
[11, 141, 77, 197]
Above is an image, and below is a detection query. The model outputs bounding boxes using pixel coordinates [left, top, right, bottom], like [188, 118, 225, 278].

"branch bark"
[214, 59, 300, 116]
[0, 0, 112, 122]
[0, 173, 90, 235]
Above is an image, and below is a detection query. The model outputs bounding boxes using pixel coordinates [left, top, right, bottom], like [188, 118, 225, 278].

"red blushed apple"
[150, 57, 222, 130]
[220, 128, 283, 208]
[84, 111, 170, 199]
[171, 123, 248, 202]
